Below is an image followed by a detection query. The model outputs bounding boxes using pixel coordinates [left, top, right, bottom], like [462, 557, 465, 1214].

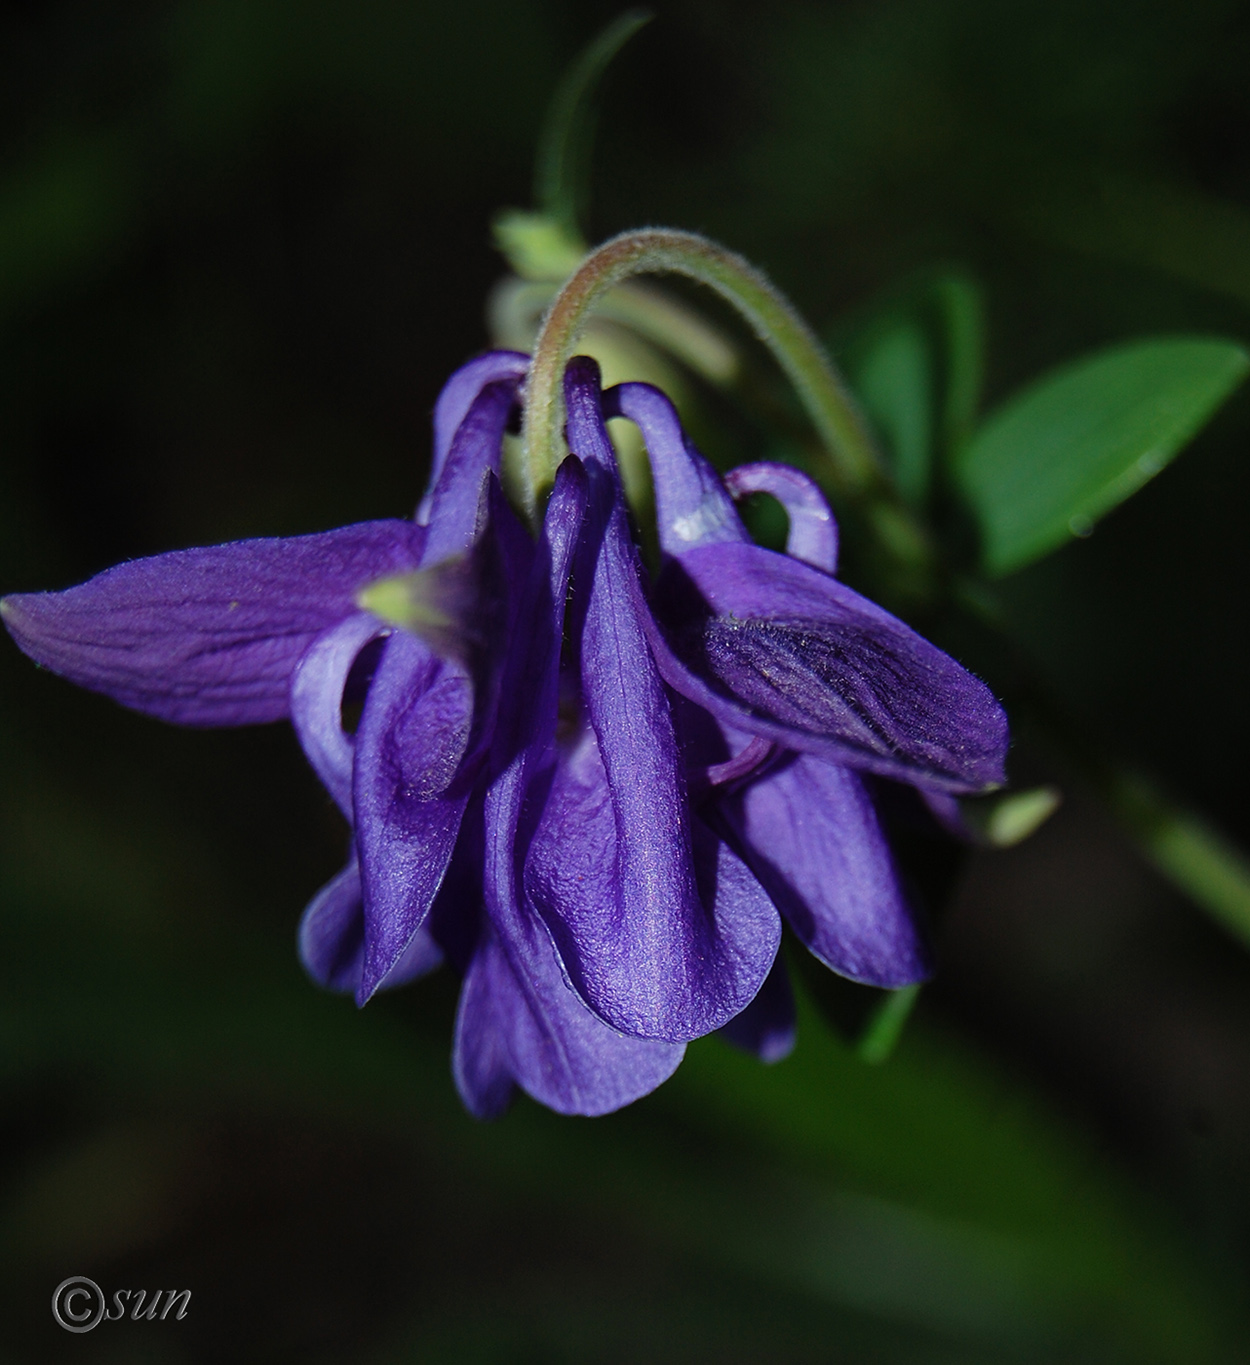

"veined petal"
[532, 359, 780, 1041]
[298, 856, 442, 995]
[525, 714, 781, 1041]
[353, 629, 475, 1003]
[648, 541, 1008, 793]
[723, 750, 930, 986]
[419, 351, 529, 524]
[1, 521, 425, 726]
[455, 925, 685, 1119]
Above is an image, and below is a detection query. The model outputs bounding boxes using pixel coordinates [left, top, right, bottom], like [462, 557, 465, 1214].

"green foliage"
[956, 337, 1250, 577]
[838, 269, 986, 507]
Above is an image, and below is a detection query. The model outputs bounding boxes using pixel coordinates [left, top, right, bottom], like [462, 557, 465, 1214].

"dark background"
[3, 1, 1250, 1360]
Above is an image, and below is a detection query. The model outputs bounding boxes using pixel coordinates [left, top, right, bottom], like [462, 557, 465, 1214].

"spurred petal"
[454, 924, 684, 1118]
[1, 521, 425, 726]
[525, 712, 781, 1041]
[723, 750, 931, 986]
[298, 855, 442, 995]
[421, 376, 523, 565]
[648, 542, 1007, 793]
[605, 381, 745, 553]
[724, 461, 839, 573]
[419, 351, 529, 524]
[717, 956, 797, 1063]
[524, 360, 779, 1041]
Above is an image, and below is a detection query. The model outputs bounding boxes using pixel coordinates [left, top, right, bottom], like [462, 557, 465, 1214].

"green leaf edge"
[959, 335, 1249, 578]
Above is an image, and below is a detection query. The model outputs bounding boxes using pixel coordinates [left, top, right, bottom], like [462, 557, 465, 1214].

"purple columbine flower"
[1, 350, 1007, 1117]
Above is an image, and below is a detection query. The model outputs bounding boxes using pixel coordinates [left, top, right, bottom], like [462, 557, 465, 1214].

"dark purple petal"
[525, 713, 781, 1041]
[455, 924, 685, 1118]
[724, 750, 931, 986]
[480, 458, 587, 995]
[452, 931, 517, 1119]
[534, 361, 780, 1041]
[717, 956, 797, 1063]
[419, 351, 529, 524]
[649, 541, 1008, 793]
[724, 462, 839, 573]
[605, 381, 748, 553]
[1, 521, 425, 726]
[298, 855, 442, 995]
[298, 859, 367, 993]
[421, 377, 524, 565]
[353, 630, 475, 1003]
[290, 613, 388, 818]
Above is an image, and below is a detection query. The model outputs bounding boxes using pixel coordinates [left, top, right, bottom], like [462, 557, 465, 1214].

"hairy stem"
[517, 228, 891, 521]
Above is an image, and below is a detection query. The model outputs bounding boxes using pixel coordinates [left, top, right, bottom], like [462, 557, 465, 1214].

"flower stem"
[518, 228, 895, 523]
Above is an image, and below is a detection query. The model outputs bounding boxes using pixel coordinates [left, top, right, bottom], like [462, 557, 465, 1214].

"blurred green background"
[4, 1, 1250, 1360]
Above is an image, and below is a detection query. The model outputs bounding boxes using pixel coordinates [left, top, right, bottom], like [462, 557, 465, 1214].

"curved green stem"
[518, 228, 891, 521]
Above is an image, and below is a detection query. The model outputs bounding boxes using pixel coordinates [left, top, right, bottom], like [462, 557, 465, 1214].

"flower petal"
[421, 375, 524, 565]
[419, 350, 529, 524]
[353, 629, 476, 1003]
[605, 380, 747, 553]
[525, 713, 782, 1041]
[298, 855, 442, 994]
[531, 360, 780, 1041]
[724, 461, 839, 573]
[1, 521, 424, 726]
[455, 924, 685, 1118]
[717, 956, 797, 1063]
[290, 613, 388, 818]
[647, 541, 1008, 793]
[724, 751, 931, 986]
[452, 931, 517, 1119]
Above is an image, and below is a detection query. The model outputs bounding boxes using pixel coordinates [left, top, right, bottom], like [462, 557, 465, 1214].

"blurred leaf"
[839, 268, 986, 507]
[956, 337, 1249, 577]
[847, 316, 933, 503]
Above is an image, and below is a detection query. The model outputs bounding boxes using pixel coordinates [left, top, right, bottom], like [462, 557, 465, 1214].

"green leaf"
[837, 268, 986, 507]
[956, 337, 1249, 578]
[848, 317, 933, 504]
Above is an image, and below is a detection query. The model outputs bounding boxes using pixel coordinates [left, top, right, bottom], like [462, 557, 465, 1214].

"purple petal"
[452, 930, 517, 1119]
[421, 376, 524, 565]
[605, 381, 748, 553]
[479, 458, 587, 994]
[724, 751, 931, 986]
[648, 541, 1008, 793]
[528, 360, 780, 1041]
[298, 855, 442, 995]
[717, 956, 797, 1063]
[353, 630, 476, 1003]
[298, 859, 368, 993]
[419, 351, 529, 524]
[724, 462, 839, 573]
[525, 713, 781, 1041]
[1, 520, 425, 726]
[455, 925, 685, 1118]
[290, 613, 388, 818]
